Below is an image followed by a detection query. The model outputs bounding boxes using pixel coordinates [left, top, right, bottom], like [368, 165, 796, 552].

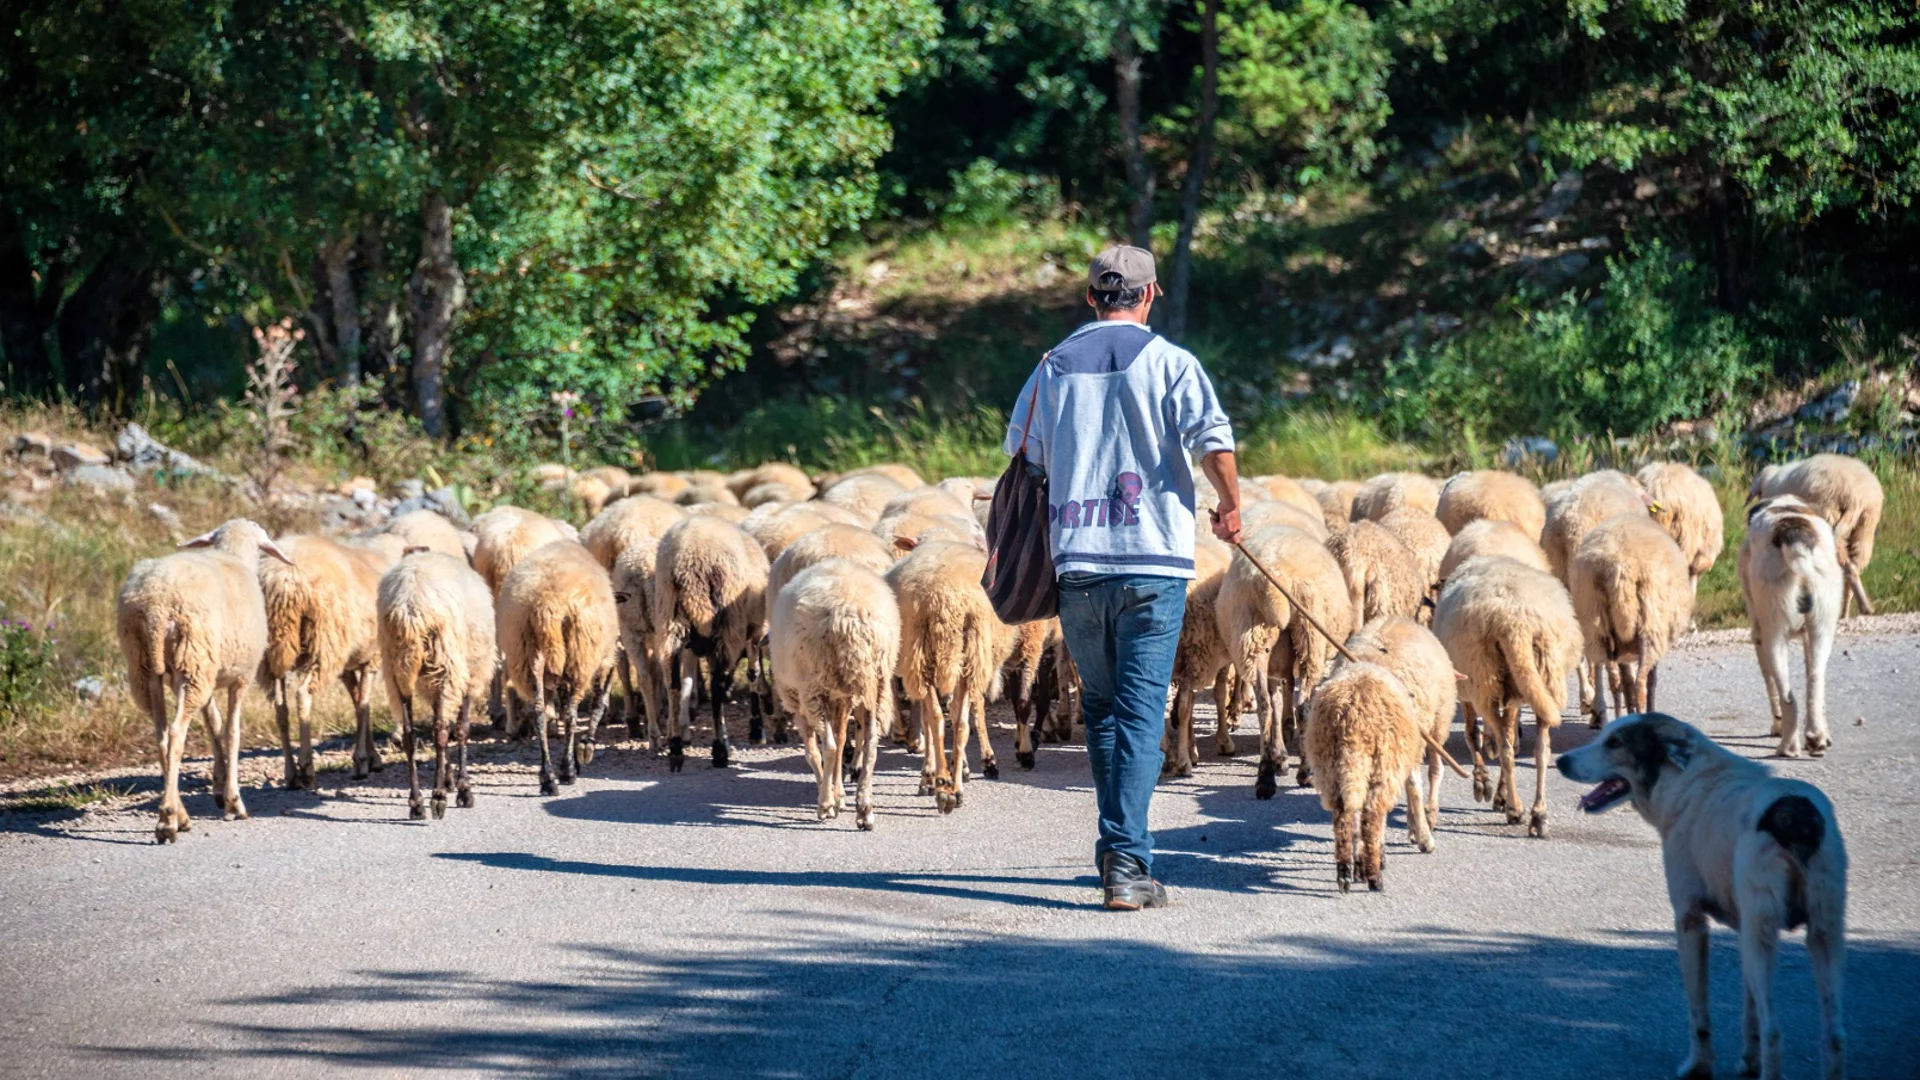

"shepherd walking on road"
[1004, 245, 1241, 910]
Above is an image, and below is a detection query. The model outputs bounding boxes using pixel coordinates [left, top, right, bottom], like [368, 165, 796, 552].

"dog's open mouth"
[1579, 778, 1631, 814]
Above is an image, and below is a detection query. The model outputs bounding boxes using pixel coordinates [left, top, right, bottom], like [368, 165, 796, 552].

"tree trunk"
[1706, 170, 1743, 312]
[320, 235, 362, 385]
[1114, 31, 1154, 250]
[55, 250, 157, 415]
[0, 216, 55, 396]
[407, 192, 464, 438]
[360, 229, 400, 395]
[1164, 0, 1221, 341]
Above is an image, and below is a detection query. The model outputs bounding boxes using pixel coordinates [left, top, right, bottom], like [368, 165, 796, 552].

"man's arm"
[1201, 450, 1241, 544]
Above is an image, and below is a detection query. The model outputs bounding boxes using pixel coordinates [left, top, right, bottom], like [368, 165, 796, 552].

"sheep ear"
[179, 530, 218, 549]
[893, 535, 919, 552]
[258, 538, 296, 565]
[402, 545, 433, 556]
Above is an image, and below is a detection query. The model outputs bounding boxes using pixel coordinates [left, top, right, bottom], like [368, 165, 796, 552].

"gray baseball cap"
[1087, 245, 1156, 291]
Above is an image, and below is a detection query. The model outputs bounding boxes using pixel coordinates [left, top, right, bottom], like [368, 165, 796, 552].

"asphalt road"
[3, 629, 1918, 1079]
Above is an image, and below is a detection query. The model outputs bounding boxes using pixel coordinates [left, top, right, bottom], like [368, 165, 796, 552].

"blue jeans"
[1056, 572, 1186, 873]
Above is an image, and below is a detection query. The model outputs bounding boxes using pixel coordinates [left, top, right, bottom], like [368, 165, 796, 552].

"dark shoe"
[1100, 853, 1168, 911]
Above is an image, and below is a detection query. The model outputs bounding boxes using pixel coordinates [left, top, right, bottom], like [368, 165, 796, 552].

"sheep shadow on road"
[72, 927, 1920, 1079]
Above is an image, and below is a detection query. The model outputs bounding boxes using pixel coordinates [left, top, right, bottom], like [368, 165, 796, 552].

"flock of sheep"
[114, 450, 1884, 892]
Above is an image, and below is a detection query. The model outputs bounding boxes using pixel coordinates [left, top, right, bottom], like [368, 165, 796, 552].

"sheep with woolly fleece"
[381, 509, 467, 560]
[1436, 470, 1545, 540]
[610, 536, 671, 751]
[687, 502, 750, 525]
[874, 510, 980, 552]
[581, 495, 685, 570]
[743, 502, 864, 562]
[654, 514, 772, 768]
[1540, 470, 1648, 583]
[497, 540, 621, 794]
[628, 472, 692, 500]
[1254, 474, 1325, 521]
[1242, 498, 1330, 541]
[258, 532, 404, 787]
[1166, 536, 1237, 776]
[1337, 615, 1456, 853]
[1217, 524, 1355, 798]
[1350, 472, 1441, 521]
[1325, 519, 1426, 623]
[742, 481, 812, 508]
[378, 550, 497, 820]
[819, 472, 906, 523]
[771, 560, 901, 829]
[767, 525, 896, 611]
[471, 506, 578, 596]
[579, 495, 685, 732]
[1004, 617, 1060, 771]
[1303, 660, 1425, 892]
[1315, 480, 1363, 533]
[675, 482, 740, 508]
[886, 540, 1002, 813]
[1540, 470, 1651, 715]
[1569, 512, 1694, 727]
[880, 485, 973, 522]
[1377, 507, 1451, 613]
[846, 462, 925, 490]
[728, 462, 814, 501]
[1432, 554, 1581, 837]
[1750, 452, 1883, 617]
[1739, 495, 1845, 757]
[571, 466, 631, 516]
[1635, 462, 1724, 595]
[117, 519, 292, 843]
[1439, 519, 1549, 583]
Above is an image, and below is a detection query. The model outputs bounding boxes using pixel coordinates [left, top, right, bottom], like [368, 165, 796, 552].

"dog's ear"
[1662, 732, 1692, 771]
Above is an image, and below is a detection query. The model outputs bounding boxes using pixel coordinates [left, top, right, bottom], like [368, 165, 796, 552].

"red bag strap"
[1015, 352, 1049, 457]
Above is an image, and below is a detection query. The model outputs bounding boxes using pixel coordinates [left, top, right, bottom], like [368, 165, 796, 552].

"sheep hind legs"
[152, 674, 192, 844]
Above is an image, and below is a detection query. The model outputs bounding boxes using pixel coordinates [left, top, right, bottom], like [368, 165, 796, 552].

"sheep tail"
[1505, 626, 1564, 726]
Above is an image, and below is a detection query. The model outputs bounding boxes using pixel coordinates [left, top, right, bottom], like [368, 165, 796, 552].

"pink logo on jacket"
[1049, 471, 1144, 530]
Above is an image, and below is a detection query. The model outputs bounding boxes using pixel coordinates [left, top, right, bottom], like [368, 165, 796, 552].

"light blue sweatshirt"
[1003, 321, 1235, 580]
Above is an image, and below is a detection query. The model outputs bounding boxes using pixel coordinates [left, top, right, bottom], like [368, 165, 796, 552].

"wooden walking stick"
[1212, 511, 1469, 780]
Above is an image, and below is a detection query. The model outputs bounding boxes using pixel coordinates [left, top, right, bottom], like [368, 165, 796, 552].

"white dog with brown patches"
[1557, 713, 1846, 1080]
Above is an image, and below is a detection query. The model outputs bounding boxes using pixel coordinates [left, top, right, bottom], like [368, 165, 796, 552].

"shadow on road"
[71, 927, 1920, 1078]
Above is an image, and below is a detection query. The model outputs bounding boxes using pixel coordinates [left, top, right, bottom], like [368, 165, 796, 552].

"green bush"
[0, 621, 61, 724]
[1376, 241, 1761, 441]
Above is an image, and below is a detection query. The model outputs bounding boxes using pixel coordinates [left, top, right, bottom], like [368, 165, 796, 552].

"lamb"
[818, 472, 906, 523]
[1217, 524, 1355, 798]
[1439, 519, 1549, 583]
[471, 506, 578, 595]
[886, 540, 1003, 813]
[1636, 462, 1725, 594]
[1751, 453, 1883, 616]
[496, 539, 621, 794]
[381, 509, 467, 560]
[1435, 470, 1545, 540]
[1325, 519, 1426, 623]
[1166, 535, 1236, 776]
[770, 560, 901, 828]
[1315, 480, 1364, 533]
[257, 532, 403, 787]
[1303, 661, 1425, 892]
[1339, 615, 1456, 853]
[654, 514, 772, 768]
[1350, 472, 1441, 521]
[378, 550, 497, 819]
[116, 519, 292, 843]
[581, 495, 685, 569]
[1569, 513, 1693, 728]
[1432, 555, 1582, 837]
[1739, 496, 1845, 756]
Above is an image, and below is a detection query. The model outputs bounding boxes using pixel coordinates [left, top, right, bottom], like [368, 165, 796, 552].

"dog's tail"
[1758, 794, 1825, 864]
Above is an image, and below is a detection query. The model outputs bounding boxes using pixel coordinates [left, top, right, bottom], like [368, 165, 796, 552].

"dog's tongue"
[1579, 778, 1629, 812]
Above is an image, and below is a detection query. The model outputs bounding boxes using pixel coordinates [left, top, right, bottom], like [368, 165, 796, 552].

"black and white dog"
[1557, 713, 1846, 1080]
